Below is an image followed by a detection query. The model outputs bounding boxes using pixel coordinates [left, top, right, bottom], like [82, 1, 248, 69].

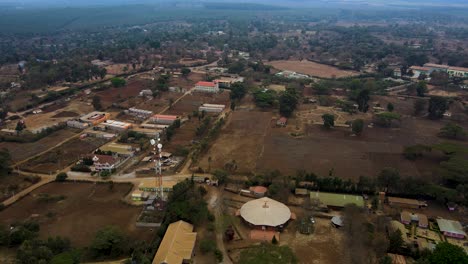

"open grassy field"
[268, 60, 360, 78]
[22, 137, 108, 174]
[0, 128, 80, 162]
[0, 182, 153, 247]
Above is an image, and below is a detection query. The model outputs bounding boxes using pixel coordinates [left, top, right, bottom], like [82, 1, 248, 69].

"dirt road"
[207, 187, 233, 264]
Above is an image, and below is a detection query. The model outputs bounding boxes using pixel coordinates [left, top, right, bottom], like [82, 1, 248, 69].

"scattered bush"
[55, 172, 68, 182]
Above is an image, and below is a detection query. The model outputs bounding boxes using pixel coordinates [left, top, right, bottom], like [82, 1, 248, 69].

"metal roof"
[152, 220, 197, 264]
[436, 219, 467, 237]
[240, 197, 291, 227]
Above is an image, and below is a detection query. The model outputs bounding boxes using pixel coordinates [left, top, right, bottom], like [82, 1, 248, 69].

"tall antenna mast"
[150, 133, 164, 200]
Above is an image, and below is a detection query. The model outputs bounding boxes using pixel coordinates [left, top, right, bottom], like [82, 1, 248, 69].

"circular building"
[240, 197, 291, 228]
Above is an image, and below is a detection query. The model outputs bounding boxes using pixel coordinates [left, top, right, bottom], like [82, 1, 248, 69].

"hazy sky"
[1, 0, 467, 8]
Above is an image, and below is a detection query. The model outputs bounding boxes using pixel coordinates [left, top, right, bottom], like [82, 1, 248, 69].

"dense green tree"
[279, 88, 298, 117]
[428, 96, 448, 119]
[227, 60, 246, 74]
[15, 120, 26, 134]
[0, 148, 12, 176]
[356, 89, 370, 112]
[352, 119, 364, 135]
[403, 144, 432, 160]
[55, 172, 68, 182]
[377, 168, 400, 193]
[213, 169, 228, 184]
[413, 99, 427, 116]
[322, 114, 335, 129]
[181, 68, 191, 78]
[439, 123, 466, 140]
[387, 103, 394, 112]
[416, 81, 428, 97]
[428, 242, 468, 264]
[90, 226, 128, 258]
[230, 82, 247, 101]
[16, 239, 53, 264]
[110, 77, 126, 87]
[46, 236, 71, 255]
[374, 112, 401, 127]
[253, 89, 276, 108]
[388, 229, 404, 252]
[313, 81, 331, 95]
[92, 96, 102, 111]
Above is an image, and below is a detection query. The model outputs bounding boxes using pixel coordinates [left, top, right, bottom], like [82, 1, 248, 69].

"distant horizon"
[2, 0, 468, 9]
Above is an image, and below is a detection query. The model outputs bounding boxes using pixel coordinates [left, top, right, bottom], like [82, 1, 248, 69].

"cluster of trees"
[24, 61, 107, 89]
[253, 88, 277, 108]
[279, 87, 299, 117]
[152, 74, 171, 95]
[165, 119, 181, 141]
[0, 220, 79, 264]
[229, 82, 247, 110]
[439, 123, 466, 140]
[403, 143, 468, 204]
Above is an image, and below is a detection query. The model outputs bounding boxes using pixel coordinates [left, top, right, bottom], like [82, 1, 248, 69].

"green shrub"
[200, 239, 216, 254]
[55, 172, 68, 182]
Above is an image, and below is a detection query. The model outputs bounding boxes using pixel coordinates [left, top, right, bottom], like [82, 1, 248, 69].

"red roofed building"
[277, 117, 287, 127]
[150, 114, 178, 125]
[194, 81, 219, 93]
[249, 186, 268, 197]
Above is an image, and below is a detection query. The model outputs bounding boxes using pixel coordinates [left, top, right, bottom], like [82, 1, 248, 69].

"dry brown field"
[166, 91, 230, 116]
[95, 79, 149, 108]
[169, 72, 205, 90]
[0, 128, 80, 162]
[178, 59, 207, 67]
[0, 182, 153, 247]
[0, 173, 37, 203]
[104, 63, 141, 75]
[6, 100, 93, 131]
[22, 137, 108, 174]
[268, 60, 360, 78]
[199, 96, 465, 179]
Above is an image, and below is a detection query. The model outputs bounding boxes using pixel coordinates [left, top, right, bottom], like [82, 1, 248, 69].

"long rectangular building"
[103, 120, 132, 131]
[194, 81, 219, 93]
[436, 219, 467, 239]
[198, 103, 225, 113]
[150, 114, 178, 125]
[152, 220, 197, 264]
[388, 197, 427, 209]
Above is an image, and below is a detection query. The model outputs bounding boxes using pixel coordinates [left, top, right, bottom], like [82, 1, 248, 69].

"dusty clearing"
[284, 216, 350, 264]
[96, 79, 149, 108]
[0, 128, 80, 162]
[22, 137, 108, 174]
[199, 97, 459, 179]
[166, 91, 230, 116]
[9, 100, 94, 131]
[268, 60, 359, 78]
[105, 63, 141, 75]
[199, 111, 273, 174]
[0, 173, 36, 203]
[0, 182, 153, 247]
